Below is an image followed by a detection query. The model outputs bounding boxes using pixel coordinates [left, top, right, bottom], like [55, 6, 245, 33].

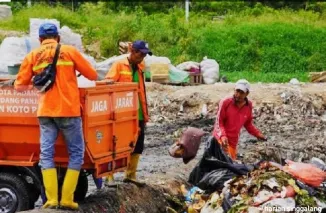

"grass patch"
[0, 34, 4, 44]
[0, 3, 325, 82]
[220, 71, 309, 83]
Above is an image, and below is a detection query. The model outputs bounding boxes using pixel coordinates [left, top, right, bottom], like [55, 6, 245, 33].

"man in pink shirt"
[212, 79, 267, 160]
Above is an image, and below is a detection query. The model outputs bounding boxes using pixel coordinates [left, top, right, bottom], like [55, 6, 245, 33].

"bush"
[0, 34, 4, 44]
[1, 2, 326, 82]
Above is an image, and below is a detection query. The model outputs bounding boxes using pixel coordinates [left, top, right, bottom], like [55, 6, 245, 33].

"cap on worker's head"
[132, 40, 152, 56]
[235, 79, 250, 93]
[39, 23, 59, 38]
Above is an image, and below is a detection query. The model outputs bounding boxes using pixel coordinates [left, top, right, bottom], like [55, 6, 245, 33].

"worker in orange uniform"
[212, 79, 267, 160]
[4, 23, 98, 210]
[104, 40, 151, 186]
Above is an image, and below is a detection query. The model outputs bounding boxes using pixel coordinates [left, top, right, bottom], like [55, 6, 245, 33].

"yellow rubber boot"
[123, 154, 145, 186]
[60, 169, 80, 210]
[42, 168, 58, 209]
[104, 174, 117, 187]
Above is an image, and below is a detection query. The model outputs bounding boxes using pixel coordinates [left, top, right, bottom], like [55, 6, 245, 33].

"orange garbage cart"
[0, 80, 139, 212]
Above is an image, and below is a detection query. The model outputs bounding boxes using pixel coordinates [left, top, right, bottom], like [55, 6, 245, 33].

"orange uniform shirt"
[104, 58, 149, 122]
[14, 39, 98, 117]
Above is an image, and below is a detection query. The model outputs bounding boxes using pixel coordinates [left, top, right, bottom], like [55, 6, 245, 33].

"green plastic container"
[8, 64, 21, 75]
[145, 70, 151, 79]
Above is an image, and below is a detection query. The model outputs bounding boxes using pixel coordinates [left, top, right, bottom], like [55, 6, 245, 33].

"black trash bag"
[296, 180, 317, 196]
[201, 157, 252, 176]
[222, 191, 235, 212]
[197, 169, 235, 193]
[188, 136, 253, 192]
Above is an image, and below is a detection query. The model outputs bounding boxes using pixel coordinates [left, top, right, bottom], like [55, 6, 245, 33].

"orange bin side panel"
[0, 81, 139, 177]
[114, 121, 138, 152]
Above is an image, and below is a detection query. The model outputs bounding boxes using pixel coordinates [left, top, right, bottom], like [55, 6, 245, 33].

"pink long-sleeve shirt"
[212, 96, 262, 148]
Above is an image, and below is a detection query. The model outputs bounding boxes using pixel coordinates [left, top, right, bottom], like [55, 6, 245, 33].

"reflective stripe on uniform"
[32, 61, 74, 71]
[120, 71, 132, 76]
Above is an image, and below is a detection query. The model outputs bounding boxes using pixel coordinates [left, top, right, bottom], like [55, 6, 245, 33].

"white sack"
[176, 61, 200, 71]
[60, 26, 83, 52]
[29, 18, 60, 38]
[0, 37, 40, 73]
[200, 56, 219, 84]
[0, 5, 12, 20]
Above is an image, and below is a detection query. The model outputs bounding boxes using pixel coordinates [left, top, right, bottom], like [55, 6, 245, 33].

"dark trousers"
[133, 120, 145, 154]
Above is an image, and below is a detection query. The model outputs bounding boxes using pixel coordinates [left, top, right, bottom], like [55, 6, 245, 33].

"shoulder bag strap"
[51, 44, 61, 72]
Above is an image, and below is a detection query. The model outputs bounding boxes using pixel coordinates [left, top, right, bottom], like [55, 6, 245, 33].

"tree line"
[6, 0, 326, 14]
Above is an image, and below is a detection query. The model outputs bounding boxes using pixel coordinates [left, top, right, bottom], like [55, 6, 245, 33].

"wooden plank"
[309, 71, 326, 82]
[150, 63, 170, 83]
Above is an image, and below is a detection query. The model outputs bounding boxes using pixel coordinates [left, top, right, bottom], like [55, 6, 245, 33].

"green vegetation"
[220, 71, 308, 83]
[0, 34, 4, 44]
[1, 2, 326, 82]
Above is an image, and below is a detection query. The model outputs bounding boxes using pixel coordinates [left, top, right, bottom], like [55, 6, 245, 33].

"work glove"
[0, 79, 15, 88]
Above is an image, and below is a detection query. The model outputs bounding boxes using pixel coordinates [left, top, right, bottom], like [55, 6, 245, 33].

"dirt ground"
[25, 82, 326, 213]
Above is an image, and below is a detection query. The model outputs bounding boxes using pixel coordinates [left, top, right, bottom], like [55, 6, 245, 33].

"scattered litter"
[289, 78, 300, 85]
[263, 177, 279, 189]
[182, 157, 326, 212]
[283, 160, 326, 187]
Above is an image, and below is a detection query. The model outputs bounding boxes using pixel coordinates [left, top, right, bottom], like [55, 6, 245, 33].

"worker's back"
[15, 39, 98, 117]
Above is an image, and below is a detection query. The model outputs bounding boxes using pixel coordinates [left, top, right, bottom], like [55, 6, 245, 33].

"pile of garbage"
[147, 86, 211, 123]
[184, 163, 326, 212]
[248, 90, 326, 163]
[145, 83, 326, 164]
[254, 91, 325, 123]
[181, 139, 326, 213]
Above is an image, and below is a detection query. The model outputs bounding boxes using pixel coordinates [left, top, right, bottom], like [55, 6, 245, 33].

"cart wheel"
[74, 172, 88, 202]
[0, 173, 30, 213]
